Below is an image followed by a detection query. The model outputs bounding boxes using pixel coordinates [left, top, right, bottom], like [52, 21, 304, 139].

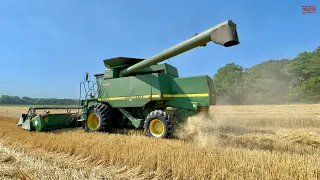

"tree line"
[213, 46, 320, 105]
[0, 95, 79, 105]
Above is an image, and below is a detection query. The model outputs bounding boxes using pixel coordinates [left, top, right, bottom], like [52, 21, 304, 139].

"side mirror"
[85, 72, 89, 81]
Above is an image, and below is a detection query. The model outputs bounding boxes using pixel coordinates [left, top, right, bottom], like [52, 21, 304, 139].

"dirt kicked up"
[0, 104, 320, 179]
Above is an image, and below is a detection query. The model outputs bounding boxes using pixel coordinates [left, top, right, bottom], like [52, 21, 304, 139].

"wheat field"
[0, 104, 320, 179]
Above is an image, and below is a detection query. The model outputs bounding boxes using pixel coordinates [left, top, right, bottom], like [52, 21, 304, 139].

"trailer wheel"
[143, 110, 172, 138]
[85, 103, 112, 132]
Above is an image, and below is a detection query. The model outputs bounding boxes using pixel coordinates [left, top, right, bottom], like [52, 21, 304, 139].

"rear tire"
[85, 103, 112, 132]
[143, 110, 172, 138]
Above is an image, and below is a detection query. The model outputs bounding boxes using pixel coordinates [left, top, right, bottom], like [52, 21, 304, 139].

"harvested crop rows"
[0, 104, 320, 179]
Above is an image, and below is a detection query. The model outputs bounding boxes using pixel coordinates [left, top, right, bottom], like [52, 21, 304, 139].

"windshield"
[96, 75, 103, 87]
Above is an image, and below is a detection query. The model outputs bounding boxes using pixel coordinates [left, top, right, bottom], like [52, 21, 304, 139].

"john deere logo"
[102, 83, 111, 86]
[129, 95, 144, 99]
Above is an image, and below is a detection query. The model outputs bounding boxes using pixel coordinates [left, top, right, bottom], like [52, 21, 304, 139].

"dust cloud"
[174, 109, 221, 147]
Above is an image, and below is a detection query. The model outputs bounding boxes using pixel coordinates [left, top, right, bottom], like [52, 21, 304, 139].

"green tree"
[284, 46, 320, 103]
[213, 46, 320, 105]
[289, 76, 320, 103]
[241, 59, 292, 104]
[213, 63, 244, 104]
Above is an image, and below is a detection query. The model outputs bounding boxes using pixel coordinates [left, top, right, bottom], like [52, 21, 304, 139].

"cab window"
[96, 75, 103, 87]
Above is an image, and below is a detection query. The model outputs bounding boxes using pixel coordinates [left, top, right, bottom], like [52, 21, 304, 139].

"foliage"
[213, 63, 244, 104]
[213, 46, 320, 105]
[288, 76, 320, 103]
[284, 47, 320, 103]
[0, 95, 78, 105]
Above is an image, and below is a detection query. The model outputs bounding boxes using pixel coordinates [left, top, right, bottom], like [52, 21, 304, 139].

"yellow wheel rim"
[87, 113, 99, 130]
[149, 119, 164, 137]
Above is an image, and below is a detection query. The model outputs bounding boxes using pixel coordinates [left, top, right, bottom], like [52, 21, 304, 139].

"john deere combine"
[18, 20, 240, 138]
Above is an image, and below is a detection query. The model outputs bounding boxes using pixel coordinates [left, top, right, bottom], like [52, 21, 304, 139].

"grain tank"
[80, 20, 240, 138]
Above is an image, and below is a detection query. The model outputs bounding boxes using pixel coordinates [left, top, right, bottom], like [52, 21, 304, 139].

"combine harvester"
[18, 20, 240, 138]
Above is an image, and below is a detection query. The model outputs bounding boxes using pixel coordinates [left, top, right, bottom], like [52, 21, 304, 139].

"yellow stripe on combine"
[98, 93, 213, 101]
[162, 93, 209, 98]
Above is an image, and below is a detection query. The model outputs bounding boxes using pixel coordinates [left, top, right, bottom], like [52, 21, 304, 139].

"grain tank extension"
[79, 20, 240, 138]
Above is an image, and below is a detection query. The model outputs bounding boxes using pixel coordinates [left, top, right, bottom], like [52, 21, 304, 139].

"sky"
[0, 0, 319, 99]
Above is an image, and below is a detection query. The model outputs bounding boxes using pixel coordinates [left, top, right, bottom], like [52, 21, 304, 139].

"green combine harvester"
[18, 20, 240, 138]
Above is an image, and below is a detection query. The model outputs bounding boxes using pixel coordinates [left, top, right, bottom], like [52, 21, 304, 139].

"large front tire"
[85, 103, 112, 132]
[143, 110, 172, 138]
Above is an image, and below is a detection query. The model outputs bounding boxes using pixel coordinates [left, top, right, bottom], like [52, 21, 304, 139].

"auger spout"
[120, 20, 240, 76]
